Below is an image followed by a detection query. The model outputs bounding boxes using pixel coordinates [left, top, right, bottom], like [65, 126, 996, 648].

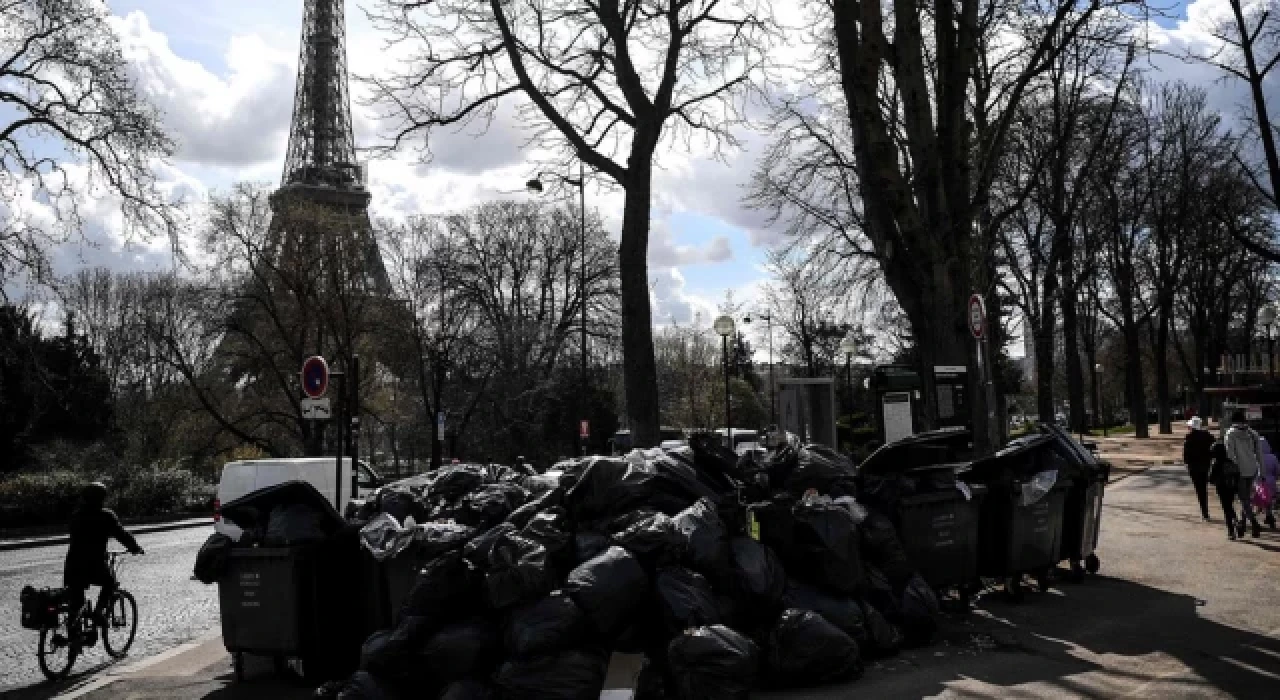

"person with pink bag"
[1257, 437, 1279, 530]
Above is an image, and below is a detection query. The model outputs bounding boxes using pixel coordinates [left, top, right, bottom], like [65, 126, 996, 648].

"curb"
[51, 632, 223, 700]
[0, 518, 210, 552]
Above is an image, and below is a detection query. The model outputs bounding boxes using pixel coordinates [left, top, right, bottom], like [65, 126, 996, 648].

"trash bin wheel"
[1067, 559, 1086, 583]
[233, 652, 244, 682]
[1034, 569, 1052, 593]
[1004, 576, 1024, 602]
[273, 655, 289, 678]
[1085, 553, 1100, 574]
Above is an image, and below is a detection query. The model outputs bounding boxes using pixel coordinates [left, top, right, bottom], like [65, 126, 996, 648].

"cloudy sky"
[19, 0, 1263, 343]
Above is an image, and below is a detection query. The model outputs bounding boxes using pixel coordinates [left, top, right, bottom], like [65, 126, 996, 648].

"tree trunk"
[1122, 311, 1148, 438]
[1060, 257, 1087, 434]
[1087, 347, 1100, 429]
[619, 158, 662, 448]
[1034, 314, 1055, 422]
[1155, 310, 1172, 434]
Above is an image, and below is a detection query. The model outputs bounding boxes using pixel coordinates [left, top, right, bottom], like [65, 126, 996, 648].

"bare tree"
[361, 0, 776, 447]
[0, 0, 180, 285]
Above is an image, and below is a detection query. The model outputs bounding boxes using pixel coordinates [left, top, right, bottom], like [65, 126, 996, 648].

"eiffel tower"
[216, 0, 392, 456]
[271, 0, 388, 292]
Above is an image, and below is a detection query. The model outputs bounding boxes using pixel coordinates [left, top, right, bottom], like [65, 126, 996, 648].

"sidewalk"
[1083, 425, 1186, 481]
[43, 464, 1280, 699]
[0, 517, 210, 552]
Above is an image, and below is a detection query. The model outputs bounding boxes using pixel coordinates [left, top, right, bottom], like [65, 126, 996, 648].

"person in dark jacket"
[63, 483, 143, 634]
[1209, 441, 1241, 540]
[1182, 417, 1215, 520]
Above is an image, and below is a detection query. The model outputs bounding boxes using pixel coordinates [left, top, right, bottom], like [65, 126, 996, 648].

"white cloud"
[650, 268, 719, 325]
[111, 11, 296, 168]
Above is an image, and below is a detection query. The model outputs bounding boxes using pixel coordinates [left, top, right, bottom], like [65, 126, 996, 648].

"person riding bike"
[63, 482, 143, 636]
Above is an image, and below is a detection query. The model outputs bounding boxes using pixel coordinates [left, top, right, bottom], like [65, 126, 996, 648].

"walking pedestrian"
[1209, 441, 1240, 540]
[1183, 417, 1215, 520]
[1224, 410, 1265, 538]
[1259, 436, 1279, 529]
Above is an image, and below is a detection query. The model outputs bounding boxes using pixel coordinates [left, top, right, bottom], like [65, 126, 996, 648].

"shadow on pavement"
[765, 574, 1280, 699]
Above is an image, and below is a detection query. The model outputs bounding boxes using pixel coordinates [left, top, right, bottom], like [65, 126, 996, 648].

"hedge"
[0, 469, 214, 529]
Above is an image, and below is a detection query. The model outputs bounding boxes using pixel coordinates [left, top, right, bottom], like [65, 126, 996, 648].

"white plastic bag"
[1019, 469, 1059, 506]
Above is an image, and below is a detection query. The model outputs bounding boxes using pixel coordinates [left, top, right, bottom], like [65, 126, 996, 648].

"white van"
[213, 458, 382, 539]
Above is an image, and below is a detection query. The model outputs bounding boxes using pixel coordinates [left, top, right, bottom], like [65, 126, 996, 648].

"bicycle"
[36, 550, 140, 681]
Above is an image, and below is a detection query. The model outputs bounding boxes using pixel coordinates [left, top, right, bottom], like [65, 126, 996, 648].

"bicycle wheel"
[102, 590, 137, 659]
[38, 612, 77, 681]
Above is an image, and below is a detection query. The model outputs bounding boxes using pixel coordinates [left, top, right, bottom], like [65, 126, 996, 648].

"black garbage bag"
[787, 501, 863, 594]
[633, 658, 670, 700]
[667, 624, 759, 700]
[564, 457, 658, 521]
[505, 590, 588, 658]
[898, 574, 940, 646]
[763, 609, 862, 688]
[429, 465, 488, 501]
[859, 512, 914, 587]
[572, 531, 610, 564]
[506, 487, 564, 529]
[492, 648, 609, 700]
[784, 445, 857, 498]
[418, 522, 478, 559]
[265, 502, 327, 545]
[858, 599, 904, 658]
[485, 533, 554, 609]
[400, 552, 485, 627]
[565, 546, 650, 637]
[360, 616, 434, 679]
[379, 489, 417, 523]
[338, 671, 401, 700]
[420, 618, 501, 683]
[453, 483, 528, 528]
[462, 523, 518, 570]
[671, 499, 731, 581]
[520, 509, 572, 561]
[863, 564, 901, 617]
[781, 580, 867, 643]
[727, 536, 786, 610]
[438, 679, 495, 700]
[688, 433, 744, 483]
[612, 512, 685, 562]
[655, 566, 721, 635]
[611, 602, 667, 655]
[650, 451, 725, 505]
[193, 533, 233, 584]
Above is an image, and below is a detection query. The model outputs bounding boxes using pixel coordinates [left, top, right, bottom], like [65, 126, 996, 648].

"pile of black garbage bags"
[324, 434, 942, 700]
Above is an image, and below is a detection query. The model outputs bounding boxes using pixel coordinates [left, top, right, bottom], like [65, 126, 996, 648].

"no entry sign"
[301, 356, 329, 399]
[968, 294, 986, 340]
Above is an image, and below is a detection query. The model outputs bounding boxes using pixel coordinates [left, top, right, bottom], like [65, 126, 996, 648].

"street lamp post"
[839, 332, 858, 423]
[714, 315, 736, 448]
[1095, 362, 1106, 438]
[1260, 305, 1277, 383]
[528, 164, 589, 454]
[743, 312, 776, 426]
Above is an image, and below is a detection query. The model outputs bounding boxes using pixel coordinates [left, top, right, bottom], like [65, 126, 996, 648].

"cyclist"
[63, 482, 143, 637]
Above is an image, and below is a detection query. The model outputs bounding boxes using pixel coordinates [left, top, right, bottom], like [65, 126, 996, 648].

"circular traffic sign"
[301, 356, 329, 399]
[968, 294, 986, 340]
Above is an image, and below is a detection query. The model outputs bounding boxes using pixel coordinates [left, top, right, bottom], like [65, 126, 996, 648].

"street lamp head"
[839, 333, 858, 358]
[713, 314, 736, 337]
[1262, 304, 1278, 327]
[525, 178, 544, 193]
[1095, 363, 1103, 373]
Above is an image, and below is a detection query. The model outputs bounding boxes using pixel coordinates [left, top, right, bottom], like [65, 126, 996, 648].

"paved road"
[0, 526, 216, 695]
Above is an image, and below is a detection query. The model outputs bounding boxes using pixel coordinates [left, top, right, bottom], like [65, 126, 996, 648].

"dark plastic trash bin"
[961, 435, 1070, 600]
[1035, 423, 1109, 579]
[896, 482, 987, 600]
[218, 546, 319, 681]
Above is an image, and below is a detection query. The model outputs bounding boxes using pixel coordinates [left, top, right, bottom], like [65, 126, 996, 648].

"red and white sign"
[301, 356, 329, 399]
[579, 420, 590, 439]
[968, 294, 986, 340]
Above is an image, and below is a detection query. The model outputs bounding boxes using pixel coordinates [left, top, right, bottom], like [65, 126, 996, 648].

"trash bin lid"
[221, 480, 345, 533]
[1036, 423, 1102, 470]
[858, 428, 973, 475]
